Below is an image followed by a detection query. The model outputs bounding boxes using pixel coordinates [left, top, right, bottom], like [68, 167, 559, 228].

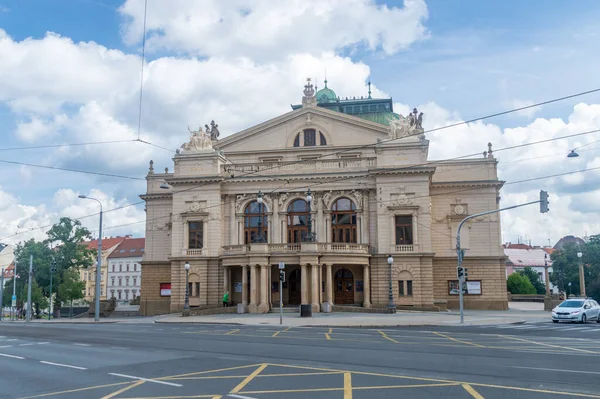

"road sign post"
[279, 262, 285, 325]
[0, 268, 4, 321]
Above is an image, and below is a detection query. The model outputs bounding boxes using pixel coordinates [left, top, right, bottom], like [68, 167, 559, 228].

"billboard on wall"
[160, 283, 171, 297]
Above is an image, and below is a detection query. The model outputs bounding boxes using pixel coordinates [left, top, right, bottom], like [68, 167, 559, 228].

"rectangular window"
[395, 216, 414, 245]
[194, 282, 200, 297]
[133, 278, 137, 286]
[134, 264, 137, 272]
[188, 282, 193, 297]
[112, 265, 115, 272]
[406, 280, 413, 296]
[398, 280, 404, 296]
[304, 129, 316, 146]
[189, 221, 204, 249]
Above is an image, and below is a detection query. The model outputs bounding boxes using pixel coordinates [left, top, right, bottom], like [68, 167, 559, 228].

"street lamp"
[567, 150, 579, 158]
[544, 253, 551, 297]
[254, 191, 266, 243]
[184, 262, 190, 311]
[568, 282, 572, 298]
[304, 189, 315, 242]
[78, 194, 103, 322]
[577, 251, 585, 297]
[387, 255, 395, 309]
[48, 258, 56, 321]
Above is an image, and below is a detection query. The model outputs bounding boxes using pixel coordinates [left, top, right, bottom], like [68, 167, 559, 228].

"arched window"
[331, 198, 357, 243]
[293, 134, 300, 147]
[287, 199, 309, 243]
[244, 201, 268, 244]
[319, 132, 327, 146]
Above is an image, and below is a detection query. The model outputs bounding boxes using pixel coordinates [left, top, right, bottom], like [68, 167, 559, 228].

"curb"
[153, 320, 528, 328]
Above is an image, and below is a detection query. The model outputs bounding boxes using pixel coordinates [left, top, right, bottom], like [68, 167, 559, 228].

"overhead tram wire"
[3, 89, 599, 241]
[0, 159, 145, 180]
[99, 164, 600, 235]
[3, 122, 598, 241]
[136, 0, 149, 142]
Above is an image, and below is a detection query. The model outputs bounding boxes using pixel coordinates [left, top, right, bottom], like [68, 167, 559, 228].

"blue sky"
[1, 0, 600, 245]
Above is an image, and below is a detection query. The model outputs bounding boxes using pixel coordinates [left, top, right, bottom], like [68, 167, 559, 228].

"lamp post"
[48, 259, 56, 320]
[304, 189, 315, 242]
[568, 282, 572, 298]
[78, 195, 103, 322]
[544, 253, 551, 297]
[183, 262, 190, 311]
[254, 191, 266, 243]
[387, 255, 395, 310]
[577, 251, 585, 297]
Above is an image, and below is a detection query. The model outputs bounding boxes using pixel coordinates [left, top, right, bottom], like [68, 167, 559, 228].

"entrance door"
[288, 269, 301, 305]
[334, 269, 354, 304]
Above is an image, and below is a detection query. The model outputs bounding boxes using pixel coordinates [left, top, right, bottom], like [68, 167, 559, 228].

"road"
[1, 320, 599, 398]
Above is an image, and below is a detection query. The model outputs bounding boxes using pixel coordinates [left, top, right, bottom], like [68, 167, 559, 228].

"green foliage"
[550, 235, 600, 301]
[517, 267, 546, 295]
[21, 279, 48, 318]
[58, 268, 85, 305]
[507, 273, 536, 294]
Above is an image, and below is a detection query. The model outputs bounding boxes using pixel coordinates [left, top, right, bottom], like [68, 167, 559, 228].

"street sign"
[278, 262, 285, 270]
[11, 295, 16, 307]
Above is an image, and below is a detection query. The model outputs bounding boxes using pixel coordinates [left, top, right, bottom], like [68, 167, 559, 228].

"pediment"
[215, 106, 390, 153]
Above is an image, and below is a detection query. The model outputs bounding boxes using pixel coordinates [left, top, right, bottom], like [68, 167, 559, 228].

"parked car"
[552, 299, 600, 323]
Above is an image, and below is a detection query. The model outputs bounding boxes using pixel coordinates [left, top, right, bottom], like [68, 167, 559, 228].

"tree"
[21, 280, 48, 318]
[58, 268, 85, 318]
[517, 267, 546, 295]
[507, 273, 536, 295]
[11, 239, 54, 310]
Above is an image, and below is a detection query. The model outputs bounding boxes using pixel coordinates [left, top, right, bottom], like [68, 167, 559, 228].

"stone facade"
[140, 80, 508, 315]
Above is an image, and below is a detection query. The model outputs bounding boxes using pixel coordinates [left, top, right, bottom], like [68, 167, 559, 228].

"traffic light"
[279, 270, 285, 283]
[51, 260, 57, 273]
[540, 190, 549, 213]
[457, 266, 464, 279]
[463, 268, 468, 281]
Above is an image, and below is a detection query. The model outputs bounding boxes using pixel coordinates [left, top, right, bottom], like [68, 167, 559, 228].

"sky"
[1, 0, 600, 247]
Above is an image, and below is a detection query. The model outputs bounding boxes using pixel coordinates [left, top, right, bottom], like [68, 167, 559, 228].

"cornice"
[431, 180, 504, 189]
[140, 194, 172, 201]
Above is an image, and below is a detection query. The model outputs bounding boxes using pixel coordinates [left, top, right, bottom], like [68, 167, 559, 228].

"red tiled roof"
[83, 236, 129, 251]
[503, 243, 532, 249]
[2, 262, 14, 278]
[107, 238, 145, 259]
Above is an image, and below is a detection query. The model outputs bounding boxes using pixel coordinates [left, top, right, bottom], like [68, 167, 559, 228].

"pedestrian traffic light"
[540, 190, 549, 213]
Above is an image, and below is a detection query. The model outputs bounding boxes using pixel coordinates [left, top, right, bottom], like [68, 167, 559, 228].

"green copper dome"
[315, 79, 337, 103]
[357, 111, 400, 126]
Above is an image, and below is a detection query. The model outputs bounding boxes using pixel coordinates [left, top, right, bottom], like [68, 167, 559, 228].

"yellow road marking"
[161, 364, 262, 380]
[433, 332, 485, 348]
[463, 383, 485, 399]
[272, 331, 281, 337]
[325, 333, 331, 340]
[329, 328, 333, 334]
[225, 329, 240, 335]
[230, 363, 268, 393]
[18, 382, 130, 399]
[167, 375, 248, 380]
[378, 330, 399, 343]
[101, 381, 144, 399]
[258, 371, 342, 377]
[212, 396, 222, 399]
[242, 382, 459, 395]
[283, 326, 292, 332]
[499, 334, 599, 354]
[344, 372, 352, 399]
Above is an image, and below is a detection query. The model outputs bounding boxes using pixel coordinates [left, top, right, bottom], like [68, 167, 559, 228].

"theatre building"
[139, 79, 508, 315]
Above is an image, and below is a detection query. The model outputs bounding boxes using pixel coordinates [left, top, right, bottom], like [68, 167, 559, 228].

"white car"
[552, 299, 600, 323]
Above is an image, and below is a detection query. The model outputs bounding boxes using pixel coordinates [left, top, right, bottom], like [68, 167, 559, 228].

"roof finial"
[314, 77, 318, 93]
[368, 76, 372, 99]
[324, 68, 328, 87]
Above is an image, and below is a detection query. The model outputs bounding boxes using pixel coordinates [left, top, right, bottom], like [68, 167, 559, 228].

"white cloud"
[508, 99, 542, 118]
[118, 0, 429, 58]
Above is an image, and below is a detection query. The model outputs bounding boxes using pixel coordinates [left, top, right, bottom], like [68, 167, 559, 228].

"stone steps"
[269, 306, 300, 314]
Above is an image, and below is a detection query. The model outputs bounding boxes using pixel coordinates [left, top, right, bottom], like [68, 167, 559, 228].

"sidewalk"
[156, 307, 549, 327]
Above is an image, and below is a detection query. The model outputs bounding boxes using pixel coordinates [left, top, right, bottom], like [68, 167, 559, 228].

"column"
[229, 195, 236, 246]
[242, 265, 249, 307]
[258, 265, 269, 313]
[317, 195, 324, 242]
[237, 218, 243, 245]
[249, 265, 258, 313]
[311, 264, 320, 312]
[362, 194, 369, 245]
[223, 266, 231, 295]
[412, 213, 418, 251]
[273, 198, 280, 243]
[326, 264, 333, 306]
[357, 214, 363, 244]
[363, 264, 371, 308]
[301, 264, 308, 304]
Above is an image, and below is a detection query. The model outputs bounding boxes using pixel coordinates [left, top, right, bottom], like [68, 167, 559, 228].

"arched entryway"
[288, 269, 302, 305]
[334, 268, 354, 304]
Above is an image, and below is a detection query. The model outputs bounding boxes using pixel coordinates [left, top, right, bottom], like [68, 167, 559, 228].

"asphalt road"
[1, 321, 600, 399]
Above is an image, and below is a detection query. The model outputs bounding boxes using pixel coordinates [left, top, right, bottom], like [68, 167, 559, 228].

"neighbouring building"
[0, 243, 14, 275]
[140, 78, 508, 315]
[553, 235, 586, 250]
[107, 238, 145, 307]
[503, 243, 557, 294]
[79, 236, 131, 301]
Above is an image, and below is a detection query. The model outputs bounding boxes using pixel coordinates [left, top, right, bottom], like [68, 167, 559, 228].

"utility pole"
[26, 254, 33, 322]
[12, 260, 17, 321]
[279, 262, 285, 325]
[457, 194, 547, 323]
[48, 259, 56, 321]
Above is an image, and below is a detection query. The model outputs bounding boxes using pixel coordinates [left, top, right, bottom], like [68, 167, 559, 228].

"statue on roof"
[205, 120, 220, 140]
[387, 115, 412, 140]
[302, 77, 317, 107]
[181, 125, 213, 152]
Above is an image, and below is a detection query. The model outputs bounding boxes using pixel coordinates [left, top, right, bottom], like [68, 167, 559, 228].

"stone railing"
[320, 243, 370, 254]
[269, 243, 302, 252]
[182, 248, 209, 256]
[222, 157, 376, 175]
[222, 245, 250, 255]
[393, 245, 415, 253]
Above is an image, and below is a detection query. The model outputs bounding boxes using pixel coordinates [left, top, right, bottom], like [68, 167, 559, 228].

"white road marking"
[229, 394, 258, 399]
[19, 343, 35, 346]
[40, 361, 87, 370]
[108, 373, 183, 387]
[73, 343, 91, 347]
[0, 345, 13, 349]
[6, 339, 18, 342]
[38, 342, 50, 345]
[0, 353, 25, 359]
[561, 327, 589, 331]
[512, 366, 600, 375]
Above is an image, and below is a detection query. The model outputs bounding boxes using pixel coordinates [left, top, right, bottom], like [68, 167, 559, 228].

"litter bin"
[300, 304, 312, 317]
